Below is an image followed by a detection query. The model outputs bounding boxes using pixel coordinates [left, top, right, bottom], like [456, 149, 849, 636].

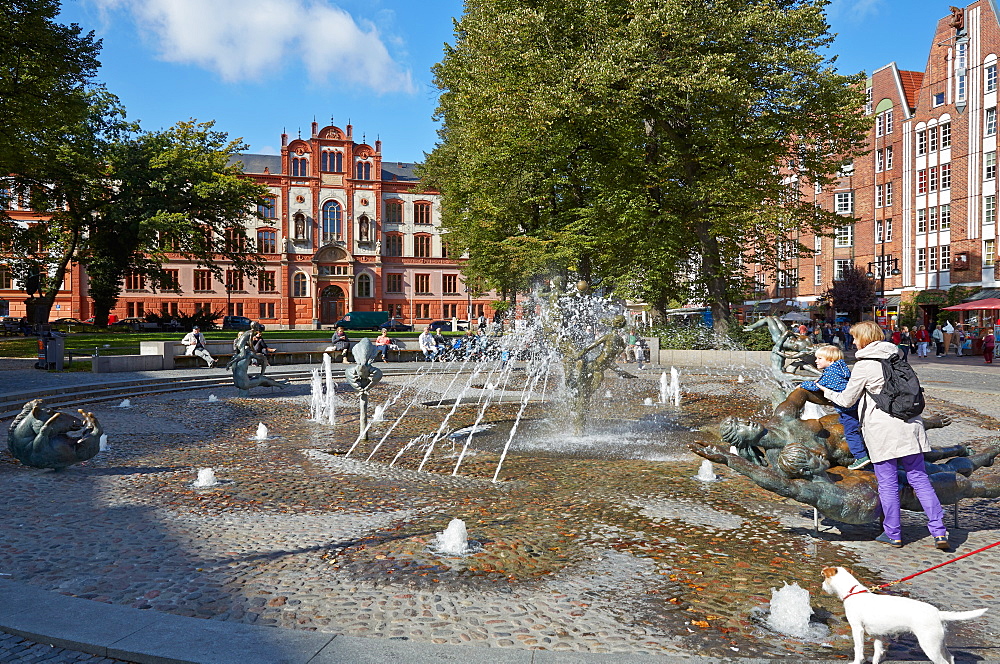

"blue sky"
[59, 0, 960, 164]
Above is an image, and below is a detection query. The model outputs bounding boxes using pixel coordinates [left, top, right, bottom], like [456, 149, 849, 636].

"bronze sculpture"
[7, 399, 103, 469]
[227, 326, 288, 397]
[744, 316, 822, 384]
[345, 337, 383, 440]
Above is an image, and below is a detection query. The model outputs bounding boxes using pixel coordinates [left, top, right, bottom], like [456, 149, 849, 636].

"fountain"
[99, 434, 109, 452]
[117, 399, 131, 408]
[192, 468, 219, 488]
[433, 518, 472, 555]
[309, 354, 337, 425]
[695, 459, 717, 482]
[253, 423, 269, 440]
[207, 394, 220, 403]
[766, 583, 828, 639]
[659, 368, 681, 407]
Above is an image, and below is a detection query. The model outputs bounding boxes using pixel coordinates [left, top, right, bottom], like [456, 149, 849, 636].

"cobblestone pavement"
[0, 359, 998, 663]
[0, 631, 130, 663]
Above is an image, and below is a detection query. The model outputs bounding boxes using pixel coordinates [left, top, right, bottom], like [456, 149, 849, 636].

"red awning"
[943, 297, 1000, 310]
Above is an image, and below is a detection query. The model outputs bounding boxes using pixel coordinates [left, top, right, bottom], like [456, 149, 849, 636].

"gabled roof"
[898, 70, 924, 111]
[229, 154, 282, 174]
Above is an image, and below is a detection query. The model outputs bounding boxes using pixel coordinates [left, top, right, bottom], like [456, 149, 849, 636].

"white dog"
[821, 566, 987, 664]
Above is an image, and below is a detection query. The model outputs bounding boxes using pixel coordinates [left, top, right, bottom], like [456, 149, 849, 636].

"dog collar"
[843, 584, 870, 600]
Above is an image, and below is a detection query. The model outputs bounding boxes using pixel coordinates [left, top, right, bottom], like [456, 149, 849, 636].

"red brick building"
[746, 2, 999, 326]
[1, 121, 493, 328]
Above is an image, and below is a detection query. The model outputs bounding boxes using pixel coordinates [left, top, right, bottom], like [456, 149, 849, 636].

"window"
[929, 207, 939, 231]
[386, 273, 403, 293]
[957, 42, 968, 102]
[443, 303, 459, 318]
[941, 123, 951, 148]
[884, 218, 893, 242]
[929, 246, 939, 272]
[443, 274, 458, 294]
[865, 87, 873, 114]
[885, 146, 893, 169]
[876, 109, 893, 136]
[384, 199, 403, 224]
[940, 204, 951, 229]
[917, 248, 927, 273]
[193, 270, 212, 291]
[318, 265, 349, 276]
[933, 92, 945, 106]
[258, 270, 276, 292]
[414, 202, 432, 224]
[876, 219, 893, 243]
[124, 272, 145, 290]
[814, 264, 822, 286]
[441, 240, 451, 259]
[876, 184, 884, 208]
[415, 273, 431, 294]
[986, 239, 996, 267]
[987, 152, 997, 180]
[225, 270, 244, 292]
[355, 161, 372, 180]
[778, 268, 798, 289]
[415, 303, 431, 319]
[259, 302, 275, 319]
[322, 201, 342, 243]
[814, 235, 822, 253]
[987, 107, 997, 137]
[257, 230, 276, 254]
[257, 197, 276, 219]
[940, 163, 951, 190]
[928, 166, 938, 192]
[158, 231, 179, 251]
[292, 272, 308, 297]
[989, 65, 998, 93]
[987, 196, 997, 225]
[917, 130, 927, 155]
[414, 234, 432, 257]
[834, 192, 853, 214]
[834, 259, 852, 281]
[0, 264, 12, 289]
[356, 273, 372, 298]
[224, 229, 246, 253]
[291, 157, 308, 177]
[941, 245, 951, 271]
[834, 225, 853, 247]
[157, 270, 179, 291]
[917, 169, 927, 194]
[321, 150, 343, 172]
[929, 126, 939, 152]
[385, 234, 403, 256]
[876, 150, 884, 172]
[227, 302, 244, 317]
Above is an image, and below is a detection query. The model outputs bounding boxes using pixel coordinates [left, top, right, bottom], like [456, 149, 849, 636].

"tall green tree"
[423, 0, 869, 334]
[0, 0, 101, 176]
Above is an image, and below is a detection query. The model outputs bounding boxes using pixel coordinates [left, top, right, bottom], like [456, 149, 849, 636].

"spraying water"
[434, 518, 471, 555]
[767, 583, 828, 639]
[117, 399, 131, 408]
[99, 434, 109, 452]
[207, 394, 219, 402]
[192, 468, 219, 488]
[254, 423, 269, 440]
[695, 459, 718, 482]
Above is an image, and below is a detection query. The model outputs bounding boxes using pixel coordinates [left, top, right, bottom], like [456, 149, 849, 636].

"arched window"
[384, 199, 403, 224]
[292, 272, 308, 297]
[322, 201, 342, 243]
[356, 273, 372, 298]
[355, 161, 371, 180]
[291, 157, 308, 177]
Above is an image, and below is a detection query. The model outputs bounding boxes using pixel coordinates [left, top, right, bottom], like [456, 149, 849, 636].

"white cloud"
[826, 0, 885, 22]
[92, 0, 414, 93]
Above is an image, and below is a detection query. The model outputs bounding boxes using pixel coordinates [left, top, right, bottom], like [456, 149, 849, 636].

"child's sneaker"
[848, 456, 871, 470]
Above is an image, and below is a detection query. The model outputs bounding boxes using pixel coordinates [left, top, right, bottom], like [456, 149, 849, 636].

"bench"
[143, 338, 426, 369]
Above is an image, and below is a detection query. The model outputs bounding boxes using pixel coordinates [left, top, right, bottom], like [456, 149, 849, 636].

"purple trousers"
[873, 453, 947, 540]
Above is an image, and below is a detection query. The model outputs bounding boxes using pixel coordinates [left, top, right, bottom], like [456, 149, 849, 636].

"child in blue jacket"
[800, 344, 871, 469]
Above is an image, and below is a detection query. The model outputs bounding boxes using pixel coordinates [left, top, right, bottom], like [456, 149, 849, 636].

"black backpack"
[860, 350, 925, 421]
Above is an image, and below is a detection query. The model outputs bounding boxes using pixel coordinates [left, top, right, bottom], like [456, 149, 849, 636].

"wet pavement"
[0, 357, 998, 662]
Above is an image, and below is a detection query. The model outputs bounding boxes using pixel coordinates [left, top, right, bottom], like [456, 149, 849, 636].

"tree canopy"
[0, 0, 101, 176]
[422, 0, 870, 333]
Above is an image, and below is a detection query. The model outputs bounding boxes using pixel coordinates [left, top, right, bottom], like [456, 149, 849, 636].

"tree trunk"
[693, 219, 732, 338]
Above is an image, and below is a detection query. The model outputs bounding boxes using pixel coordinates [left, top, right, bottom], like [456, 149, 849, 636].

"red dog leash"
[868, 539, 1000, 592]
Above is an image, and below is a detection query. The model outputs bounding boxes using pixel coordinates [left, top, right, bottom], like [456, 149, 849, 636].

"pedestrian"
[181, 325, 215, 368]
[954, 326, 966, 356]
[915, 325, 930, 358]
[331, 326, 350, 363]
[931, 325, 944, 357]
[374, 330, 392, 362]
[418, 326, 438, 361]
[818, 320, 949, 550]
[800, 344, 869, 469]
[633, 335, 648, 370]
[983, 328, 996, 364]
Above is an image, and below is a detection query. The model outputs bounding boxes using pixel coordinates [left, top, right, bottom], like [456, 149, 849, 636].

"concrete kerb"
[2, 362, 999, 664]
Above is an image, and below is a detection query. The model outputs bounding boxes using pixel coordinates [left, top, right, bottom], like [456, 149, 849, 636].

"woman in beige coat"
[819, 320, 949, 550]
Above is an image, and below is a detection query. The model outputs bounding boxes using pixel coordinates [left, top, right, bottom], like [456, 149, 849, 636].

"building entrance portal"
[320, 285, 345, 325]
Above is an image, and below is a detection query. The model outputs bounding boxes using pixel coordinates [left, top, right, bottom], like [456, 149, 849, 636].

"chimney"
[375, 139, 382, 153]
[281, 131, 288, 147]
[311, 120, 319, 136]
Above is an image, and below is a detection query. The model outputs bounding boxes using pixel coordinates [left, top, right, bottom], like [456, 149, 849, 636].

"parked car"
[427, 320, 470, 332]
[114, 317, 160, 332]
[222, 315, 253, 331]
[379, 319, 413, 332]
[51, 317, 91, 326]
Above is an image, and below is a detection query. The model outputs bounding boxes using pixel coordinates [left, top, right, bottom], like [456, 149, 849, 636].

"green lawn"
[0, 328, 445, 358]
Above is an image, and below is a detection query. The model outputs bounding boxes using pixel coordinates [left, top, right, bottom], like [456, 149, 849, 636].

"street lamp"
[866, 257, 901, 324]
